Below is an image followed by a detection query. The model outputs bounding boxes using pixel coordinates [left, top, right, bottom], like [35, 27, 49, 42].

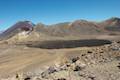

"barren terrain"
[0, 18, 120, 80]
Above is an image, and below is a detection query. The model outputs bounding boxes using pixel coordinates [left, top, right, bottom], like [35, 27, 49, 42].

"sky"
[0, 0, 120, 31]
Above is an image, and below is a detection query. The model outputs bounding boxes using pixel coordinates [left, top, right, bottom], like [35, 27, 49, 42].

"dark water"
[27, 39, 112, 49]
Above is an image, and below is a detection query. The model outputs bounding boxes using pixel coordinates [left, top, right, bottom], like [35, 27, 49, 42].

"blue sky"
[0, 0, 120, 30]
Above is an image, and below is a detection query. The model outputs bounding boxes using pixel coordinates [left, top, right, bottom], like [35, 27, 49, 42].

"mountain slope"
[0, 21, 34, 40]
[36, 17, 120, 36]
[100, 17, 120, 31]
[1, 17, 120, 41]
[34, 20, 102, 37]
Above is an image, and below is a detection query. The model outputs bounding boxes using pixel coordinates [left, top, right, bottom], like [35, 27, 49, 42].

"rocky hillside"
[100, 17, 120, 31]
[1, 41, 120, 80]
[34, 17, 120, 36]
[0, 21, 34, 40]
[1, 17, 120, 41]
[34, 21, 102, 36]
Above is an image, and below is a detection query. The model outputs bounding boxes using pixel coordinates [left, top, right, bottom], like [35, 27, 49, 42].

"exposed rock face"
[0, 21, 34, 40]
[100, 17, 120, 31]
[9, 31, 30, 42]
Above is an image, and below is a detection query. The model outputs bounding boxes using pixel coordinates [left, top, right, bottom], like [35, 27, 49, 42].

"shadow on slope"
[26, 39, 112, 49]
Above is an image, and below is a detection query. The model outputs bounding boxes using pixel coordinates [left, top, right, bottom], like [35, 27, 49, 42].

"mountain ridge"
[0, 17, 120, 41]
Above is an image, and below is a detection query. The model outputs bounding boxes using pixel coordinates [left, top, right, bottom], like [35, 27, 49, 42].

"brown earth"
[0, 37, 120, 80]
[0, 17, 120, 80]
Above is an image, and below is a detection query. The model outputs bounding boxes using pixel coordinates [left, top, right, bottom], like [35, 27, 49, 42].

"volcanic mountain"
[0, 21, 34, 40]
[100, 17, 120, 31]
[34, 20, 102, 37]
[0, 17, 120, 41]
[34, 17, 120, 36]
